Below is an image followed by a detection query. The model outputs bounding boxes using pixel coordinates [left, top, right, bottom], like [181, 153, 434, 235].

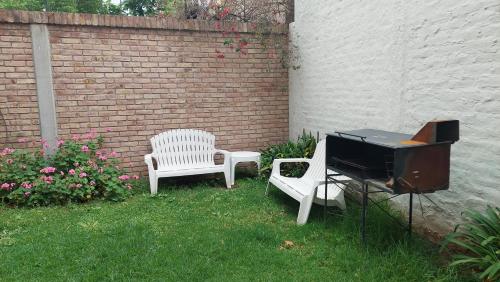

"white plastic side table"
[230, 151, 261, 185]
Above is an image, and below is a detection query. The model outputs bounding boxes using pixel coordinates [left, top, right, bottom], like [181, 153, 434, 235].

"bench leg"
[150, 176, 158, 195]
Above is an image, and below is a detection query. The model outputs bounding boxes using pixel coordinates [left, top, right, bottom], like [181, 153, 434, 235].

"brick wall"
[0, 23, 39, 149]
[289, 0, 500, 236]
[0, 10, 289, 174]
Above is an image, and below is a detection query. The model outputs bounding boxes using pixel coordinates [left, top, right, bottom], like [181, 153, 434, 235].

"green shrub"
[0, 130, 136, 207]
[441, 206, 500, 281]
[260, 131, 317, 178]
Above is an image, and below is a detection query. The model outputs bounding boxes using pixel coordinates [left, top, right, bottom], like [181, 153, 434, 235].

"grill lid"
[332, 129, 413, 148]
[332, 120, 459, 149]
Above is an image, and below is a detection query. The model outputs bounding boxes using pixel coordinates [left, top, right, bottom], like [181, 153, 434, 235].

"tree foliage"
[0, 0, 45, 11]
[76, 0, 102, 14]
[0, 0, 292, 22]
[0, 0, 122, 14]
[122, 0, 157, 16]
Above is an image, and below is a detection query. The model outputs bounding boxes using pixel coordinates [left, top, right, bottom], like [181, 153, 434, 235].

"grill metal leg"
[324, 169, 328, 225]
[408, 192, 413, 237]
[361, 182, 368, 245]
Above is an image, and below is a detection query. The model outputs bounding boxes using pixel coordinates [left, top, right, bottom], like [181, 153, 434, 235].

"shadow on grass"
[151, 167, 260, 193]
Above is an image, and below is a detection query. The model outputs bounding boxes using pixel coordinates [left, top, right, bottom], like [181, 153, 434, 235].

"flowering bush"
[0, 130, 136, 207]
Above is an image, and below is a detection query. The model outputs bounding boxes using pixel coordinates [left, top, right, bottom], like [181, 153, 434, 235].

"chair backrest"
[303, 139, 326, 180]
[150, 129, 216, 169]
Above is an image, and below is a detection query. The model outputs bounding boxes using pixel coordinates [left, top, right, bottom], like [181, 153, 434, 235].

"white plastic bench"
[266, 139, 348, 224]
[144, 129, 231, 195]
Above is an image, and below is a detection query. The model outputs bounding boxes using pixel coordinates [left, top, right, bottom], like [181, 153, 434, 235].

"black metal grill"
[326, 120, 459, 194]
[324, 120, 459, 243]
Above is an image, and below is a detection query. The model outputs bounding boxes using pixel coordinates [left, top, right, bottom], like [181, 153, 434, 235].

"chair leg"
[297, 196, 314, 225]
[224, 170, 231, 189]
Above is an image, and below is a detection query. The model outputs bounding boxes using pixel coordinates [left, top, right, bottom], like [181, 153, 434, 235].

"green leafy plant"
[441, 206, 500, 281]
[0, 130, 136, 207]
[259, 131, 317, 178]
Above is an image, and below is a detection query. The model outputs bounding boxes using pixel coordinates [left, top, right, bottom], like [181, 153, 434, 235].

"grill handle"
[335, 131, 367, 142]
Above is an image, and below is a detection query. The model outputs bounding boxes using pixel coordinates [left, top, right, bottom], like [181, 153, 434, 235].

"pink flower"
[81, 145, 89, 153]
[18, 137, 28, 143]
[118, 175, 130, 181]
[57, 139, 65, 147]
[82, 129, 97, 140]
[127, 184, 132, 190]
[98, 155, 107, 161]
[132, 175, 139, 180]
[60, 171, 65, 176]
[87, 160, 97, 168]
[1, 183, 11, 190]
[79, 172, 87, 178]
[21, 182, 32, 189]
[68, 169, 76, 175]
[72, 134, 80, 141]
[1, 148, 15, 155]
[41, 175, 53, 184]
[40, 167, 57, 174]
[24, 192, 31, 198]
[110, 151, 118, 158]
[105, 127, 112, 132]
[40, 138, 49, 148]
[6, 159, 13, 165]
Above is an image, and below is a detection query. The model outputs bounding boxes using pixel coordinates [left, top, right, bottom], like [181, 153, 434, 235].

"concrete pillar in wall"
[30, 24, 58, 154]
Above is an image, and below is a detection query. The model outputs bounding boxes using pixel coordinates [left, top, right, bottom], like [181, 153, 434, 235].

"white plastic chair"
[266, 139, 348, 225]
[144, 129, 231, 195]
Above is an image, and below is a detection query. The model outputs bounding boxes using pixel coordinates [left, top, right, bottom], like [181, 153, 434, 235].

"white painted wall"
[289, 0, 500, 235]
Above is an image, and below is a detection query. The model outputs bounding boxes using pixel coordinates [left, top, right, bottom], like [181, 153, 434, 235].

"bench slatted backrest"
[151, 129, 216, 170]
[303, 139, 326, 180]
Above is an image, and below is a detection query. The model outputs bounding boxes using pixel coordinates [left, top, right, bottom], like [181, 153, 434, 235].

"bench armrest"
[144, 154, 156, 168]
[215, 149, 231, 164]
[215, 149, 231, 156]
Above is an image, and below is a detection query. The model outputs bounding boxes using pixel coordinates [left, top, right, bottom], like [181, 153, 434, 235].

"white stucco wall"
[289, 0, 500, 235]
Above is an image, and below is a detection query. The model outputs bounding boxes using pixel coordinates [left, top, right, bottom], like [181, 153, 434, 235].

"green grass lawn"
[0, 176, 468, 281]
